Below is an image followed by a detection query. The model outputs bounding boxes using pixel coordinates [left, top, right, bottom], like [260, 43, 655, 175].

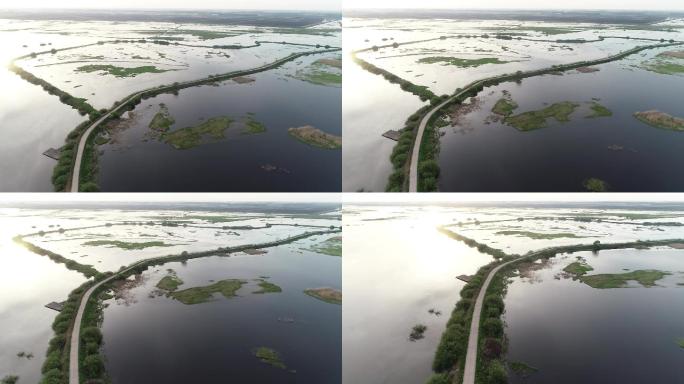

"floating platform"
[382, 130, 401, 141]
[42, 148, 60, 160]
[45, 301, 65, 312]
[456, 275, 473, 283]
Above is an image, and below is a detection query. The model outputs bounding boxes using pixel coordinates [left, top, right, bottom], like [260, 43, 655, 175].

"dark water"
[98, 54, 341, 192]
[504, 249, 684, 384]
[438, 59, 684, 191]
[102, 247, 341, 384]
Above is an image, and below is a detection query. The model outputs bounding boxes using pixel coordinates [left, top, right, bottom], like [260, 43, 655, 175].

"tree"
[487, 360, 508, 384]
[482, 318, 503, 338]
[82, 354, 104, 378]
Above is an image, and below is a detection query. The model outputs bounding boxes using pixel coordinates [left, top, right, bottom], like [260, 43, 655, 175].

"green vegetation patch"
[292, 58, 342, 86]
[163, 116, 233, 149]
[149, 103, 175, 132]
[169, 279, 247, 304]
[639, 52, 684, 75]
[288, 125, 341, 149]
[503, 101, 579, 131]
[634, 110, 684, 132]
[492, 98, 518, 116]
[417, 56, 510, 67]
[305, 236, 341, 256]
[75, 64, 171, 78]
[678, 338, 684, 348]
[584, 177, 609, 192]
[564, 261, 594, 277]
[580, 270, 669, 289]
[586, 102, 613, 118]
[409, 324, 427, 341]
[253, 347, 287, 369]
[509, 361, 539, 376]
[1, 376, 19, 384]
[242, 117, 267, 135]
[253, 279, 282, 294]
[304, 287, 342, 304]
[156, 272, 184, 291]
[495, 230, 583, 239]
[83, 240, 172, 250]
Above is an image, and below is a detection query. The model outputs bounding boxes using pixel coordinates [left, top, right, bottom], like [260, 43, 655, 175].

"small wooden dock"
[382, 130, 401, 141]
[456, 275, 473, 283]
[42, 148, 60, 160]
[45, 302, 65, 312]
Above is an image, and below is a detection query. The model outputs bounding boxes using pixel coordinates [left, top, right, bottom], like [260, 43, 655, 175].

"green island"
[678, 338, 684, 348]
[491, 97, 518, 116]
[503, 101, 579, 131]
[288, 125, 341, 149]
[584, 177, 609, 192]
[163, 116, 233, 149]
[253, 279, 282, 294]
[586, 102, 613, 118]
[563, 260, 594, 276]
[292, 57, 342, 86]
[495, 230, 584, 239]
[509, 361, 539, 376]
[82, 240, 173, 250]
[580, 270, 669, 289]
[305, 236, 342, 256]
[169, 279, 247, 305]
[417, 56, 510, 67]
[156, 271, 184, 291]
[253, 347, 287, 369]
[303, 287, 342, 304]
[75, 64, 171, 78]
[149, 103, 175, 131]
[633, 110, 684, 132]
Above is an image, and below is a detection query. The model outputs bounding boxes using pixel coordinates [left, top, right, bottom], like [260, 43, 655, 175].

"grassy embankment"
[83, 240, 173, 250]
[288, 126, 341, 149]
[304, 288, 342, 304]
[13, 236, 101, 278]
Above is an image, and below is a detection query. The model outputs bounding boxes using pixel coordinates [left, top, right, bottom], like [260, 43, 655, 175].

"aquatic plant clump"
[253, 347, 287, 369]
[409, 324, 427, 341]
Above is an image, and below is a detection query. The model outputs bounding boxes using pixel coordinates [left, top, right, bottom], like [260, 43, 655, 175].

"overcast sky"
[2, 0, 339, 11]
[344, 0, 683, 11]
[0, 193, 340, 204]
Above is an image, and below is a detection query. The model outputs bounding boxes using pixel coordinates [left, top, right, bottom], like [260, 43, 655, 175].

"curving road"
[461, 254, 530, 384]
[67, 228, 339, 383]
[407, 41, 682, 192]
[69, 47, 340, 192]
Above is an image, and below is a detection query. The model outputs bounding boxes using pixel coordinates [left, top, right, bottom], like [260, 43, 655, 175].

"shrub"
[482, 318, 504, 338]
[82, 354, 104, 378]
[487, 360, 508, 384]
